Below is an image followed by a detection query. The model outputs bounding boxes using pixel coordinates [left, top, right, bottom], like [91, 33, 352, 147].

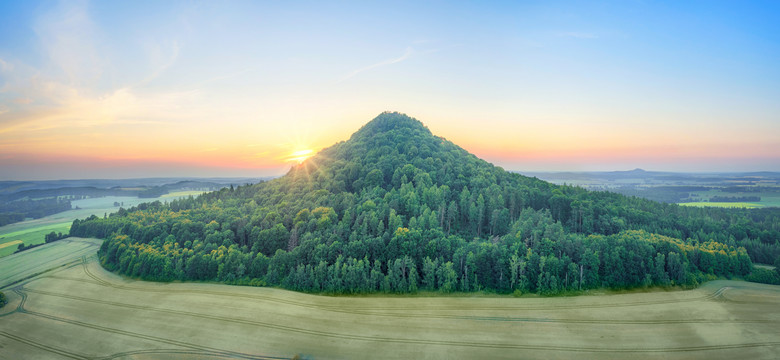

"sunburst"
[287, 149, 314, 164]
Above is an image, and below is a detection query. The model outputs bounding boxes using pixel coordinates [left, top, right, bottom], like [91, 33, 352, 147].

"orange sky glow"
[0, 1, 778, 179]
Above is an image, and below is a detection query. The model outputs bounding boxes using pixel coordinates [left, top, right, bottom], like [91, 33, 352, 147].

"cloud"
[139, 40, 181, 86]
[0, 2, 196, 137]
[33, 0, 104, 85]
[0, 84, 199, 134]
[338, 47, 414, 82]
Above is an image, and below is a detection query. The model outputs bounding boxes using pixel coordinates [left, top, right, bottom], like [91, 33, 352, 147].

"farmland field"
[678, 202, 764, 209]
[0, 193, 205, 258]
[159, 190, 206, 199]
[1, 240, 779, 359]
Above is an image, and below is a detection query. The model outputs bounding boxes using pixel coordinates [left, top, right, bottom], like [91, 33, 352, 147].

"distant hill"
[0, 177, 270, 198]
[518, 170, 780, 204]
[0, 177, 272, 227]
[518, 169, 780, 184]
[72, 112, 778, 294]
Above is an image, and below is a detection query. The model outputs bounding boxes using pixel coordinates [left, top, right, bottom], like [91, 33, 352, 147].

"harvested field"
[1, 240, 779, 359]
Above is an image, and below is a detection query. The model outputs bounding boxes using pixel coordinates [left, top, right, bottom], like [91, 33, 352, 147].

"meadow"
[1, 238, 779, 359]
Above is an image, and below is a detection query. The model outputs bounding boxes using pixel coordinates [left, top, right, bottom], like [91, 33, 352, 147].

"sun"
[287, 149, 314, 164]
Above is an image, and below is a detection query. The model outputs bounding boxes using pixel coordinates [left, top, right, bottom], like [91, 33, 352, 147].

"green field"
[0, 193, 206, 258]
[682, 188, 780, 208]
[0, 222, 72, 258]
[1, 240, 779, 359]
[0, 237, 102, 288]
[679, 202, 764, 208]
[159, 190, 206, 199]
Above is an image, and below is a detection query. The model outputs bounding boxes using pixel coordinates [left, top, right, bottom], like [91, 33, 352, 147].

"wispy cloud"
[338, 47, 414, 82]
[0, 2, 196, 137]
[138, 40, 181, 86]
[33, 0, 104, 85]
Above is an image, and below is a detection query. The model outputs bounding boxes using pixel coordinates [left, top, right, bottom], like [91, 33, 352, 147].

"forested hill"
[71, 112, 778, 294]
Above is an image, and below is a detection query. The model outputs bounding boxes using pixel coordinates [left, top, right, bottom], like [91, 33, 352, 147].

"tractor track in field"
[13, 290, 286, 359]
[8, 284, 281, 359]
[0, 331, 87, 359]
[15, 285, 780, 354]
[0, 241, 97, 289]
[97, 348, 290, 360]
[8, 255, 780, 357]
[69, 257, 738, 315]
[23, 285, 775, 326]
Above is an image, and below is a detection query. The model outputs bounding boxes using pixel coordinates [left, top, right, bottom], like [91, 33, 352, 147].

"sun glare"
[288, 149, 314, 163]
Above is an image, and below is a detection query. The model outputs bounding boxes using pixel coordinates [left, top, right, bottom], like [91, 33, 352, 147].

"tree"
[437, 262, 457, 293]
[422, 257, 437, 291]
[667, 252, 686, 285]
[774, 256, 780, 278]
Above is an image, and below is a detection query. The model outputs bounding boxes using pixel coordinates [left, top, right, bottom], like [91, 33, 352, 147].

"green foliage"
[745, 268, 780, 285]
[775, 257, 780, 277]
[0, 291, 6, 308]
[71, 112, 775, 295]
[45, 231, 68, 243]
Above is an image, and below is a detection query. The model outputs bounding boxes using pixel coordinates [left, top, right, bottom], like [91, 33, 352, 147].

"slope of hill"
[70, 112, 778, 294]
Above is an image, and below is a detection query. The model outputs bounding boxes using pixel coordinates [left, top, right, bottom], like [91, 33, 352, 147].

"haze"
[1, 0, 779, 180]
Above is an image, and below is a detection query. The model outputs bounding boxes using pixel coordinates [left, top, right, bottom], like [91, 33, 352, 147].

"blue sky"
[0, 0, 778, 179]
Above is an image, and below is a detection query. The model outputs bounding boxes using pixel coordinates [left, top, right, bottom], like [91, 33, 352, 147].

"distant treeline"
[0, 198, 72, 226]
[605, 185, 777, 204]
[722, 186, 780, 193]
[0, 180, 229, 203]
[0, 187, 132, 203]
[710, 196, 761, 203]
[608, 186, 705, 204]
[0, 180, 231, 228]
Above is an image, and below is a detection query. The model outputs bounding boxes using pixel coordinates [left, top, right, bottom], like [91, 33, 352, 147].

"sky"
[0, 0, 778, 180]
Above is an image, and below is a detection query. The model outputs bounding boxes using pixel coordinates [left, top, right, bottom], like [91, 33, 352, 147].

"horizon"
[4, 165, 780, 183]
[1, 1, 779, 180]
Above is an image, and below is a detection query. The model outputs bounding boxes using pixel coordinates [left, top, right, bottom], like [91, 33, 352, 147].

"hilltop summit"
[350, 112, 432, 140]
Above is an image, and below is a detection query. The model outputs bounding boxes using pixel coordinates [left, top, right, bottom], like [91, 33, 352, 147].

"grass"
[2, 243, 779, 359]
[159, 190, 206, 199]
[0, 237, 102, 289]
[678, 202, 764, 208]
[686, 188, 780, 208]
[0, 240, 22, 250]
[0, 222, 71, 257]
